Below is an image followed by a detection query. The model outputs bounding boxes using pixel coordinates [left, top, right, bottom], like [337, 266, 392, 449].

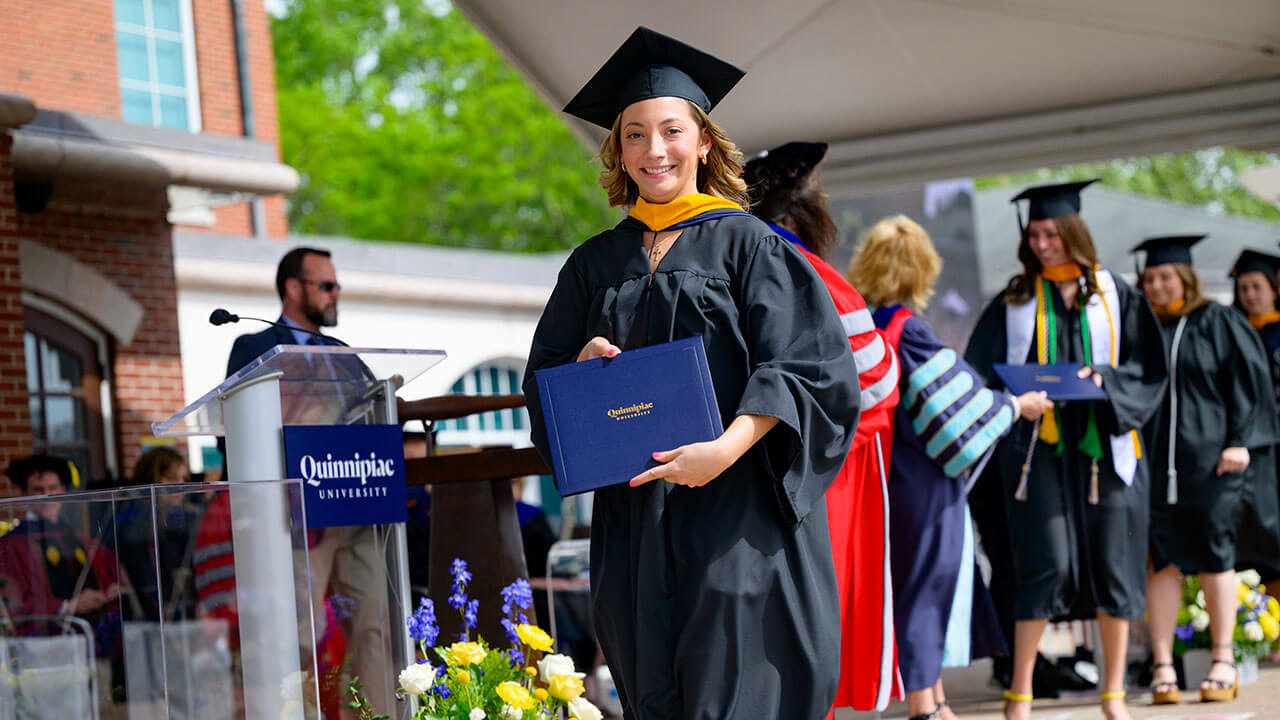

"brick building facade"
[0, 0, 297, 495]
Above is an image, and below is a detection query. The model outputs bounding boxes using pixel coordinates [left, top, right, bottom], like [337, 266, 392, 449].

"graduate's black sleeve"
[1219, 307, 1280, 451]
[522, 251, 591, 474]
[1092, 279, 1168, 436]
[733, 237, 860, 525]
[963, 293, 1010, 389]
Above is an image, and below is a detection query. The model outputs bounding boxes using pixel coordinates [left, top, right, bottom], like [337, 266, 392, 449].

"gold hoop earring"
[621, 161, 627, 173]
[700, 155, 707, 165]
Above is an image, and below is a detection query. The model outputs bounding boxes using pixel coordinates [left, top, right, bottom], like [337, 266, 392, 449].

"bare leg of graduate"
[934, 680, 958, 720]
[906, 687, 938, 718]
[1097, 613, 1133, 720]
[1200, 570, 1239, 698]
[1004, 618, 1046, 720]
[1146, 565, 1183, 700]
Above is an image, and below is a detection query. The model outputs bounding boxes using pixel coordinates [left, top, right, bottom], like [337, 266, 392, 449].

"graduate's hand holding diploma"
[1077, 366, 1104, 387]
[1216, 446, 1250, 476]
[578, 336, 622, 362]
[630, 414, 780, 488]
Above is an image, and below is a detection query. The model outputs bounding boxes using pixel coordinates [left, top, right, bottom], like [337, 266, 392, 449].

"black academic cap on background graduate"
[1230, 248, 1280, 283]
[1131, 235, 1206, 272]
[744, 142, 828, 201]
[562, 26, 746, 130]
[1010, 179, 1099, 231]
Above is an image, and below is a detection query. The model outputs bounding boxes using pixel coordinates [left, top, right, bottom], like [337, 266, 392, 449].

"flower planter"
[1181, 649, 1258, 687]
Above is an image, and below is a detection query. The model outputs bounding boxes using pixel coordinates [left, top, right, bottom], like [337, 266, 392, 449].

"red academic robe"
[794, 246, 904, 713]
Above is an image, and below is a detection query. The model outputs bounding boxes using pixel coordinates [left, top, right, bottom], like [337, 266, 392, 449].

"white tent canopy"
[457, 0, 1280, 196]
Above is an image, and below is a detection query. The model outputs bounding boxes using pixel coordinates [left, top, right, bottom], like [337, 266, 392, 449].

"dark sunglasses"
[300, 279, 341, 292]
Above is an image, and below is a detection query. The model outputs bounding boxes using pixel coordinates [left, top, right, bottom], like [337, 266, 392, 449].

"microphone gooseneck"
[208, 307, 347, 347]
[209, 308, 240, 326]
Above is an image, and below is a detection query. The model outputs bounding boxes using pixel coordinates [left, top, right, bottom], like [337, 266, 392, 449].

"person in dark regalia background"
[964, 181, 1166, 720]
[745, 141, 903, 716]
[1230, 248, 1280, 615]
[522, 27, 861, 720]
[1136, 235, 1280, 705]
[849, 214, 1051, 720]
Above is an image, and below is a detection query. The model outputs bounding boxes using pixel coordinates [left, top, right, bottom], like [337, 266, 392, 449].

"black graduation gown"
[1147, 303, 1280, 573]
[522, 212, 860, 720]
[1240, 320, 1280, 578]
[965, 276, 1166, 620]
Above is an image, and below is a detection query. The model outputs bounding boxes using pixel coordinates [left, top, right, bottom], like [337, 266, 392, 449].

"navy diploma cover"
[284, 424, 407, 528]
[993, 362, 1108, 402]
[534, 336, 723, 495]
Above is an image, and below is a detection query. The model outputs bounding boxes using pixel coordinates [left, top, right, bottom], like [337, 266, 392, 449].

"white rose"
[1196, 590, 1207, 608]
[470, 709, 487, 720]
[1192, 611, 1210, 632]
[568, 696, 604, 720]
[1245, 620, 1265, 642]
[501, 706, 523, 720]
[1240, 570, 1262, 587]
[398, 662, 436, 696]
[537, 653, 581, 682]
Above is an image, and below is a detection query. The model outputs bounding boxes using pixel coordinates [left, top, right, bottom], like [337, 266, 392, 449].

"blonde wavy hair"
[597, 100, 749, 209]
[846, 214, 943, 311]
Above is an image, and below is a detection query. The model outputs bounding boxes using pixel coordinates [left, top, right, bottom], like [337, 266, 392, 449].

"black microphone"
[208, 308, 347, 346]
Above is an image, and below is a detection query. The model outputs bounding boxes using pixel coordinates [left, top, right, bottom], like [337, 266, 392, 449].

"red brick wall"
[18, 196, 184, 485]
[0, 135, 34, 497]
[0, 0, 120, 118]
[0, 0, 289, 239]
[188, 0, 288, 238]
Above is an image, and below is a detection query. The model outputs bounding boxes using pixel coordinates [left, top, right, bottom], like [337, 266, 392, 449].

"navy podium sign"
[284, 425, 407, 528]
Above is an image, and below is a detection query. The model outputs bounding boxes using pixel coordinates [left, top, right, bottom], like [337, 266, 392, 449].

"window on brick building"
[114, 0, 202, 132]
[435, 362, 530, 449]
[24, 307, 109, 486]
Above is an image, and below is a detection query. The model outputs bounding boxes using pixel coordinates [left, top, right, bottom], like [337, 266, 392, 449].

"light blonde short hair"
[846, 214, 942, 311]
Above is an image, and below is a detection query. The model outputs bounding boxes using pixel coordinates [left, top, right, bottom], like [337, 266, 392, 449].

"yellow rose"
[516, 624, 554, 652]
[449, 641, 487, 667]
[1269, 596, 1280, 620]
[1238, 583, 1251, 605]
[1260, 613, 1280, 642]
[456, 669, 471, 685]
[496, 681, 536, 710]
[534, 688, 548, 701]
[549, 674, 585, 702]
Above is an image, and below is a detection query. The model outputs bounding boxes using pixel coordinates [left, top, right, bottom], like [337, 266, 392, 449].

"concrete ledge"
[0, 94, 36, 129]
[11, 130, 299, 195]
[20, 241, 145, 346]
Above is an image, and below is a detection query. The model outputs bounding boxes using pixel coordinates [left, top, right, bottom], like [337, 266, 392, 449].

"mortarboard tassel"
[1088, 460, 1100, 505]
[1015, 417, 1041, 502]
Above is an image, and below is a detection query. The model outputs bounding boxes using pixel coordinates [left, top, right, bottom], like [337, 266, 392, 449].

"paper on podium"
[534, 336, 723, 496]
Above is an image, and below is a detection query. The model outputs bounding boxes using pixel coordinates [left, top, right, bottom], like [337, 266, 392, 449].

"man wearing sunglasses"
[226, 246, 345, 376]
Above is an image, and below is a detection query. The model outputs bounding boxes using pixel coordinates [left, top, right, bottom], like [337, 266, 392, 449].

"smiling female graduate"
[1134, 235, 1280, 705]
[520, 27, 861, 720]
[963, 181, 1166, 720]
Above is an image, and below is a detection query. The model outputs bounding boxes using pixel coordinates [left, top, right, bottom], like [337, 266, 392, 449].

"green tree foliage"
[271, 0, 616, 251]
[978, 147, 1280, 222]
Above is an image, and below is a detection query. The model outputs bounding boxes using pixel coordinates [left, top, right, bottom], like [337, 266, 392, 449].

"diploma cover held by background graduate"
[993, 362, 1108, 402]
[534, 336, 722, 495]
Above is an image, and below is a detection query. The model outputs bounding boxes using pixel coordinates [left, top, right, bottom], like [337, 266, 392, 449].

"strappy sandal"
[1002, 690, 1031, 719]
[1200, 657, 1238, 702]
[1100, 689, 1126, 719]
[1149, 662, 1180, 704]
[907, 709, 940, 720]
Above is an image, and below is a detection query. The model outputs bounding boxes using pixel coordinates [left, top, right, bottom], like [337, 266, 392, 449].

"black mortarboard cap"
[743, 142, 828, 196]
[1131, 235, 1205, 271]
[1231, 248, 1280, 283]
[562, 27, 746, 130]
[1010, 179, 1098, 231]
